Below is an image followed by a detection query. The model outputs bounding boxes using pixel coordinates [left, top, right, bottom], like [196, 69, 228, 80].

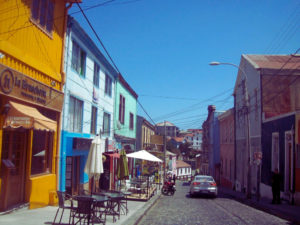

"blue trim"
[59, 130, 93, 191]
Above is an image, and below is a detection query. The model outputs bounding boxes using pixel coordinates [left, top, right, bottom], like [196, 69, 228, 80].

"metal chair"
[53, 191, 74, 225]
[71, 196, 94, 225]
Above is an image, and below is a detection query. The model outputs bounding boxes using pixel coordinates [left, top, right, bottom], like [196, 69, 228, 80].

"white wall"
[63, 31, 115, 139]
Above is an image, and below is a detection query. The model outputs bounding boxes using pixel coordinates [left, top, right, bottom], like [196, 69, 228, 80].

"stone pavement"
[219, 186, 300, 224]
[0, 191, 161, 225]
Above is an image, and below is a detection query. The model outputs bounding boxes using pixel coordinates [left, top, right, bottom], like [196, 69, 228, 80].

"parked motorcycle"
[161, 180, 176, 196]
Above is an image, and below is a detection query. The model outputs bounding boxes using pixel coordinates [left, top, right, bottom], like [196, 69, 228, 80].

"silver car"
[189, 175, 218, 198]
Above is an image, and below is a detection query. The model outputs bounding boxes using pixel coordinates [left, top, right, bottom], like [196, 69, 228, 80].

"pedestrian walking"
[271, 168, 281, 204]
[173, 174, 176, 185]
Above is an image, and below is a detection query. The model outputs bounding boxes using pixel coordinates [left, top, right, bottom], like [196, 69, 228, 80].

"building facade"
[201, 105, 223, 183]
[234, 54, 300, 204]
[0, 0, 77, 211]
[60, 16, 117, 195]
[136, 116, 155, 151]
[114, 74, 138, 177]
[218, 108, 235, 189]
[176, 160, 192, 180]
[156, 121, 178, 137]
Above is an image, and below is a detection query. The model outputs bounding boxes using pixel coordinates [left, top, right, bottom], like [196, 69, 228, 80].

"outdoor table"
[91, 194, 109, 224]
[73, 194, 109, 224]
[101, 191, 124, 222]
[120, 191, 132, 215]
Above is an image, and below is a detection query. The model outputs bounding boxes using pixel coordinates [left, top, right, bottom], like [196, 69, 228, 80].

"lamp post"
[209, 61, 252, 199]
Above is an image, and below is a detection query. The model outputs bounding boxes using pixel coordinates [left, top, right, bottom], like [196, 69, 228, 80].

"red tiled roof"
[176, 160, 191, 168]
[173, 137, 184, 142]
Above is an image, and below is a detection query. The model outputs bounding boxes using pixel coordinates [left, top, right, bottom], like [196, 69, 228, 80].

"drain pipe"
[56, 2, 73, 191]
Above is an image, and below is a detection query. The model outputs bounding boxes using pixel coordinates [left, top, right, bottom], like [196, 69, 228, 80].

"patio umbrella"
[127, 150, 163, 162]
[117, 149, 129, 180]
[84, 135, 104, 193]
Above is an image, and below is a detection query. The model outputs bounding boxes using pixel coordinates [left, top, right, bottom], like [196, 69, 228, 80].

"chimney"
[208, 105, 216, 113]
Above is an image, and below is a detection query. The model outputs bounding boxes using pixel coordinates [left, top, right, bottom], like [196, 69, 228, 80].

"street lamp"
[209, 61, 252, 199]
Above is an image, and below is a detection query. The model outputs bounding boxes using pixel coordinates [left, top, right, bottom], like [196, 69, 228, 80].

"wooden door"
[1, 129, 27, 209]
[65, 156, 80, 195]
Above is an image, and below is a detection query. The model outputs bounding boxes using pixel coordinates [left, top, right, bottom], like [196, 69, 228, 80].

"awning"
[104, 152, 120, 158]
[3, 101, 57, 131]
[127, 150, 163, 162]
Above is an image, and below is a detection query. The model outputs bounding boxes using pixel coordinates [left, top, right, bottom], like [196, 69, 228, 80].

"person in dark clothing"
[173, 174, 176, 185]
[271, 168, 281, 204]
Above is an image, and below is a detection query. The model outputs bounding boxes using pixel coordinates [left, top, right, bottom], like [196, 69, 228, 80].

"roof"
[173, 137, 184, 142]
[176, 160, 191, 168]
[245, 54, 300, 71]
[156, 121, 176, 127]
[118, 73, 138, 99]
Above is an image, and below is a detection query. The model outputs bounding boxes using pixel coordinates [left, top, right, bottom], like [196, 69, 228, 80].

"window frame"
[93, 62, 100, 88]
[271, 132, 280, 172]
[119, 94, 125, 124]
[129, 112, 134, 130]
[31, 0, 54, 36]
[105, 74, 112, 96]
[90, 106, 97, 134]
[69, 96, 83, 133]
[71, 40, 86, 77]
[103, 112, 111, 136]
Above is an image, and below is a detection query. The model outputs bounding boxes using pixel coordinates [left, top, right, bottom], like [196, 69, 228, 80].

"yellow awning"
[3, 101, 57, 131]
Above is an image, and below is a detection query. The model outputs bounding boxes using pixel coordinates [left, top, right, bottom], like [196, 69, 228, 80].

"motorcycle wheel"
[161, 187, 168, 195]
[170, 190, 175, 195]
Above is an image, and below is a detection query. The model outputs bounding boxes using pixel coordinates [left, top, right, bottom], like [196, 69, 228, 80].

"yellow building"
[0, 0, 79, 211]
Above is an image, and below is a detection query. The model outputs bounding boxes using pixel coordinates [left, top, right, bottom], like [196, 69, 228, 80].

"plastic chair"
[53, 191, 74, 225]
[71, 196, 94, 225]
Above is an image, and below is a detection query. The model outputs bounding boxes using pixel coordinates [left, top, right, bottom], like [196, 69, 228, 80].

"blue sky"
[69, 0, 300, 130]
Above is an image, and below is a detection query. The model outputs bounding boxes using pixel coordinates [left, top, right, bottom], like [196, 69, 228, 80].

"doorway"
[1, 129, 27, 210]
[65, 156, 80, 195]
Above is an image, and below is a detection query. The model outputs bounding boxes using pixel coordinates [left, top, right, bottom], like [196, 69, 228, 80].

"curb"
[124, 192, 162, 225]
[221, 190, 300, 225]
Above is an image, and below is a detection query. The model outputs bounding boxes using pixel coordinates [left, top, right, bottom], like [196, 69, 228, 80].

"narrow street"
[138, 181, 289, 225]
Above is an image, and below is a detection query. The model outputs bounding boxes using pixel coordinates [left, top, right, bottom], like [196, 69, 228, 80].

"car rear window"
[195, 177, 214, 182]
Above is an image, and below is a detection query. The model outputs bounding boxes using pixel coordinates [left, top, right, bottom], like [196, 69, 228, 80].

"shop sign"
[5, 116, 33, 129]
[0, 64, 63, 111]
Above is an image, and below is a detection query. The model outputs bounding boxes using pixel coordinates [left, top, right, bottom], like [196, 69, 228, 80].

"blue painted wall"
[59, 131, 91, 191]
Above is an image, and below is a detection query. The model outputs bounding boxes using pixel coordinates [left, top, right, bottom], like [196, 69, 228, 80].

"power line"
[137, 100, 156, 125]
[76, 2, 120, 74]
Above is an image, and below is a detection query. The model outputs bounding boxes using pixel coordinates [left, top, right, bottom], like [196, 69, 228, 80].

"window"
[31, 0, 54, 34]
[129, 113, 134, 130]
[69, 96, 83, 132]
[119, 94, 125, 124]
[93, 63, 100, 87]
[103, 112, 111, 136]
[71, 41, 86, 76]
[105, 74, 112, 96]
[272, 133, 280, 172]
[31, 130, 54, 175]
[91, 106, 97, 134]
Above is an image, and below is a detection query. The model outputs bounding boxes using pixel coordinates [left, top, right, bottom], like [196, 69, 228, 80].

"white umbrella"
[127, 150, 163, 162]
[84, 135, 104, 192]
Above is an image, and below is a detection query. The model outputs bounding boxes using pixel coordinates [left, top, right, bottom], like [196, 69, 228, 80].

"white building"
[176, 160, 192, 180]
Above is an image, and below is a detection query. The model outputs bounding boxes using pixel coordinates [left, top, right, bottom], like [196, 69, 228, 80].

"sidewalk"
[0, 192, 161, 225]
[219, 186, 300, 224]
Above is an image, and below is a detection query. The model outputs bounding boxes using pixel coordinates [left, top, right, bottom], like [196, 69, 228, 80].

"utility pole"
[243, 80, 252, 199]
[164, 121, 167, 181]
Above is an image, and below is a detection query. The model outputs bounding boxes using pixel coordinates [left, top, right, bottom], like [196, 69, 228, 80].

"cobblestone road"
[138, 181, 289, 225]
